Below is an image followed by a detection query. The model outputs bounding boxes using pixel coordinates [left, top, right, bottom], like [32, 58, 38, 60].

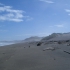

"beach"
[0, 43, 70, 70]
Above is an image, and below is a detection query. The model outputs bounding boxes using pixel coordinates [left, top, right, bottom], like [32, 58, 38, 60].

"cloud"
[54, 24, 64, 27]
[25, 16, 33, 21]
[68, 14, 70, 16]
[65, 9, 70, 16]
[0, 3, 32, 22]
[40, 0, 54, 4]
[0, 3, 4, 6]
[49, 24, 64, 28]
[0, 5, 24, 22]
[0, 13, 23, 22]
[65, 9, 70, 12]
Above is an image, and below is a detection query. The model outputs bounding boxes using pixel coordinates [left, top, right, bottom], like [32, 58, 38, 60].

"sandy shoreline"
[0, 43, 70, 70]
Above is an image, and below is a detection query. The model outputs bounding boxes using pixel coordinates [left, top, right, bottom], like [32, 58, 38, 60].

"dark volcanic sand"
[0, 43, 70, 70]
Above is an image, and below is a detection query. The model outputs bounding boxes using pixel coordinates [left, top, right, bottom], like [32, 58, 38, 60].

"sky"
[0, 0, 70, 41]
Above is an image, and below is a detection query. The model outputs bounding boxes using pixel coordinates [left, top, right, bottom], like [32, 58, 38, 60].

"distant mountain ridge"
[1, 32, 70, 43]
[42, 32, 70, 41]
[23, 36, 43, 42]
[0, 36, 43, 43]
[42, 33, 62, 41]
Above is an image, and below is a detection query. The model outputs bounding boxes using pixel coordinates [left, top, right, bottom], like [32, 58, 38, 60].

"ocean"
[0, 42, 14, 46]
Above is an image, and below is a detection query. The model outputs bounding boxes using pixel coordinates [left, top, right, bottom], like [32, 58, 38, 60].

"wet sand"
[0, 43, 70, 70]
